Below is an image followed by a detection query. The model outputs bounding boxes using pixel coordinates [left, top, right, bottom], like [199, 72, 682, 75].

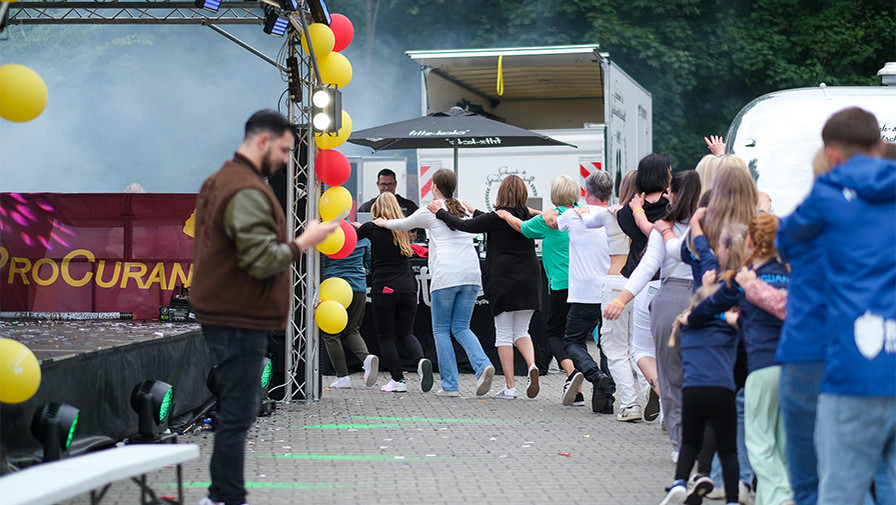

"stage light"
[308, 0, 331, 25]
[263, 5, 290, 37]
[311, 86, 342, 134]
[31, 402, 79, 461]
[193, 0, 221, 12]
[129, 379, 174, 443]
[286, 56, 301, 104]
[278, 0, 298, 11]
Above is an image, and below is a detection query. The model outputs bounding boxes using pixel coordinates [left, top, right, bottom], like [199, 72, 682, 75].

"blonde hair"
[371, 193, 413, 257]
[618, 170, 638, 206]
[701, 159, 757, 251]
[719, 223, 749, 285]
[670, 284, 721, 347]
[694, 155, 724, 197]
[550, 174, 579, 208]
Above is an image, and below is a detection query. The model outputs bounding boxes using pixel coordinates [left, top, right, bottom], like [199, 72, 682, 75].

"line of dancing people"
[320, 107, 895, 505]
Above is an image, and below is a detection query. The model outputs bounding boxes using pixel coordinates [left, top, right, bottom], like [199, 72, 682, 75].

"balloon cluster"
[0, 64, 48, 123]
[301, 13, 359, 335]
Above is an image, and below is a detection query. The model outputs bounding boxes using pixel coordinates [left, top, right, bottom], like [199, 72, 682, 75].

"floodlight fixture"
[263, 5, 290, 37]
[129, 379, 174, 443]
[193, 0, 221, 12]
[311, 86, 342, 134]
[31, 402, 80, 462]
[286, 56, 301, 104]
[307, 0, 331, 25]
[278, 0, 299, 11]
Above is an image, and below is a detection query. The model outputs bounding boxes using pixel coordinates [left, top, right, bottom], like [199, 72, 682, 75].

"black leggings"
[371, 292, 424, 381]
[544, 289, 572, 367]
[676, 387, 739, 503]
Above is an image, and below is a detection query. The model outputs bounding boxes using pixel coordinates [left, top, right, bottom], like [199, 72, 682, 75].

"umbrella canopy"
[348, 106, 574, 151]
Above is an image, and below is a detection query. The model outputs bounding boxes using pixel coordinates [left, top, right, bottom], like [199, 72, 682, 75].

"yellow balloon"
[302, 23, 335, 58]
[0, 338, 41, 404]
[320, 277, 353, 308]
[316, 299, 348, 334]
[319, 185, 352, 221]
[315, 110, 352, 150]
[0, 64, 48, 123]
[316, 225, 345, 255]
[317, 51, 352, 88]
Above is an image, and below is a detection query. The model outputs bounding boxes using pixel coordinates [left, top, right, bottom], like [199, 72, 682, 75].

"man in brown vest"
[192, 110, 337, 505]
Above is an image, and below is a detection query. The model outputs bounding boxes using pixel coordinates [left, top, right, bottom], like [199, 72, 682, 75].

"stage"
[0, 320, 213, 472]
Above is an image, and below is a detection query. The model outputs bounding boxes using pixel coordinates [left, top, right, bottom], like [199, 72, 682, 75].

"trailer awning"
[406, 45, 607, 101]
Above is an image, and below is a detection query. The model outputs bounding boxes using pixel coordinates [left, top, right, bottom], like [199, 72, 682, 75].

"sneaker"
[475, 365, 495, 396]
[738, 481, 754, 505]
[362, 354, 379, 387]
[329, 376, 352, 389]
[381, 379, 407, 393]
[616, 404, 643, 422]
[417, 358, 434, 392]
[434, 389, 460, 397]
[526, 364, 540, 398]
[591, 372, 611, 413]
[495, 387, 518, 399]
[561, 371, 584, 406]
[659, 482, 688, 505]
[601, 403, 615, 414]
[572, 392, 585, 406]
[705, 486, 725, 499]
[684, 475, 714, 505]
[644, 387, 660, 421]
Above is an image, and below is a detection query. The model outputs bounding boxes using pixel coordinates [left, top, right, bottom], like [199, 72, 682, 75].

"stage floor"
[0, 320, 200, 362]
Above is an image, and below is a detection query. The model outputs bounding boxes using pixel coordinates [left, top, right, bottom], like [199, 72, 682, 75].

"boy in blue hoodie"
[777, 107, 896, 505]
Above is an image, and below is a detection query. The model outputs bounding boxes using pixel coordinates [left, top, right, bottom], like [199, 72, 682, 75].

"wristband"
[662, 229, 674, 237]
[612, 298, 626, 308]
[633, 208, 645, 214]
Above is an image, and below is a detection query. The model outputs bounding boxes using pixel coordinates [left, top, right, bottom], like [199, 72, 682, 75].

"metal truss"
[7, 1, 265, 25]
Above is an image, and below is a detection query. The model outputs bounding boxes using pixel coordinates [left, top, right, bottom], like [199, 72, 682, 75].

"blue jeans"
[431, 285, 492, 392]
[202, 325, 270, 505]
[779, 361, 825, 505]
[816, 394, 896, 505]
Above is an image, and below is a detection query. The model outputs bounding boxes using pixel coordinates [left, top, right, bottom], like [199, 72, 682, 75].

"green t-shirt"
[520, 206, 571, 291]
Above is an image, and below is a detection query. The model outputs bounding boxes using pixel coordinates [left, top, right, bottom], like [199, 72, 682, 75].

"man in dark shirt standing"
[192, 110, 337, 505]
[358, 169, 424, 242]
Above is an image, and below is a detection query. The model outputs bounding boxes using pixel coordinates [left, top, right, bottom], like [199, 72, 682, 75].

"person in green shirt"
[496, 174, 585, 406]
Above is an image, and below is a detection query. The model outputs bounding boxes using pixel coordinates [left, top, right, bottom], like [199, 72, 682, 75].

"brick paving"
[59, 356, 732, 505]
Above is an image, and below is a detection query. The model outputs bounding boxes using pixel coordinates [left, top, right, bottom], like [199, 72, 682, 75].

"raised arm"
[629, 193, 654, 237]
[496, 208, 525, 233]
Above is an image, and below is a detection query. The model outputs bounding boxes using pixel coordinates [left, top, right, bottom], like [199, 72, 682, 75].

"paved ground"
[60, 361, 730, 505]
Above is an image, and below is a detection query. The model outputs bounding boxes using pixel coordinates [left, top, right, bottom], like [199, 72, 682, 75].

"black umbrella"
[348, 106, 574, 173]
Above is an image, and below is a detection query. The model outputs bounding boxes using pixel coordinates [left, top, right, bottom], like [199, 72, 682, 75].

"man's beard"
[260, 152, 285, 178]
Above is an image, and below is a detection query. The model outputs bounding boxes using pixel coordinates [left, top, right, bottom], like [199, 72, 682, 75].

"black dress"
[434, 207, 541, 316]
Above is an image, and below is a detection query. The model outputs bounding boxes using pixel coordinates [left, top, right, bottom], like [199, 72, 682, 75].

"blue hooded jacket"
[775, 225, 826, 363]
[777, 154, 896, 397]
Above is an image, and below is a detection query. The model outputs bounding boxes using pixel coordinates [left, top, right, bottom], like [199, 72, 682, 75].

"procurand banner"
[0, 193, 196, 320]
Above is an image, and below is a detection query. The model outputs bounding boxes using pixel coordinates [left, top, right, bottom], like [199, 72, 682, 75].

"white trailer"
[726, 79, 896, 216]
[401, 45, 652, 210]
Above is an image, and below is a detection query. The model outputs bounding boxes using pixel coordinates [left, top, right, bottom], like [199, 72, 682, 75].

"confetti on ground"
[558, 453, 572, 457]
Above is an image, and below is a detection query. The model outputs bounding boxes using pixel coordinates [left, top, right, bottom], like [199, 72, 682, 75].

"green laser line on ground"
[348, 416, 520, 424]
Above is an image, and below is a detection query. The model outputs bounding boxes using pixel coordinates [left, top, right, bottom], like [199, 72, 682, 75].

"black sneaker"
[591, 372, 610, 413]
[684, 475, 713, 505]
[572, 392, 585, 406]
[644, 387, 660, 421]
[600, 402, 615, 415]
[561, 371, 584, 406]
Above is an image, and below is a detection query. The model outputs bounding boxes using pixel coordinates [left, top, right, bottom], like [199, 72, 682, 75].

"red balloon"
[329, 13, 354, 52]
[326, 220, 358, 259]
[316, 149, 351, 186]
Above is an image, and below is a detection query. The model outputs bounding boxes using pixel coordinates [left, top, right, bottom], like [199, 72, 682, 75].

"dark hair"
[494, 175, 528, 209]
[822, 107, 881, 153]
[635, 153, 672, 194]
[663, 170, 701, 223]
[377, 169, 397, 180]
[245, 109, 292, 140]
[432, 169, 468, 218]
[884, 142, 896, 161]
[698, 189, 712, 207]
[585, 170, 613, 202]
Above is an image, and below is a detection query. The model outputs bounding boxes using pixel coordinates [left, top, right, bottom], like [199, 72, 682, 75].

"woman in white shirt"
[374, 169, 496, 397]
[603, 170, 702, 460]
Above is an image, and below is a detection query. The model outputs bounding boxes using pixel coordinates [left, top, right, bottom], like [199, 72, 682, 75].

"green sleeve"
[520, 215, 548, 239]
[224, 189, 298, 279]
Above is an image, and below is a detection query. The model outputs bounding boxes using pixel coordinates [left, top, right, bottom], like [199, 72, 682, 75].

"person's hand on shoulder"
[426, 200, 442, 214]
[495, 209, 512, 222]
[629, 192, 645, 210]
[702, 269, 717, 287]
[575, 205, 591, 215]
[735, 266, 756, 289]
[542, 209, 559, 229]
[373, 218, 387, 228]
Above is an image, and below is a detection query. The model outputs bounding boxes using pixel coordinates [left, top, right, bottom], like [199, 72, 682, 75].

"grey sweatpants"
[650, 277, 692, 452]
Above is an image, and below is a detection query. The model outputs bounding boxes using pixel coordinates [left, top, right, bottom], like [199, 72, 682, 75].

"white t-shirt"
[385, 202, 481, 292]
[580, 206, 629, 255]
[557, 206, 609, 304]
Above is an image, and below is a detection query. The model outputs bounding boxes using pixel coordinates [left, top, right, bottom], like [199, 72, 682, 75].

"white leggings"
[494, 310, 534, 347]
[631, 280, 660, 363]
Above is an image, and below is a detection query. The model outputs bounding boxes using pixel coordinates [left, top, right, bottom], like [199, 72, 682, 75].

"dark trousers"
[542, 289, 572, 370]
[371, 292, 424, 381]
[202, 325, 269, 505]
[563, 303, 604, 384]
[321, 291, 370, 377]
[677, 386, 740, 503]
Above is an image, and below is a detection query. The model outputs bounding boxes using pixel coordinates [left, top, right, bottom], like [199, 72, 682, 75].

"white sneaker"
[434, 389, 460, 397]
[329, 376, 352, 389]
[381, 379, 407, 393]
[616, 404, 642, 422]
[738, 481, 755, 505]
[417, 358, 434, 392]
[686, 475, 714, 503]
[362, 354, 379, 387]
[475, 365, 495, 396]
[495, 387, 517, 399]
[561, 372, 584, 406]
[659, 483, 687, 505]
[526, 364, 540, 398]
